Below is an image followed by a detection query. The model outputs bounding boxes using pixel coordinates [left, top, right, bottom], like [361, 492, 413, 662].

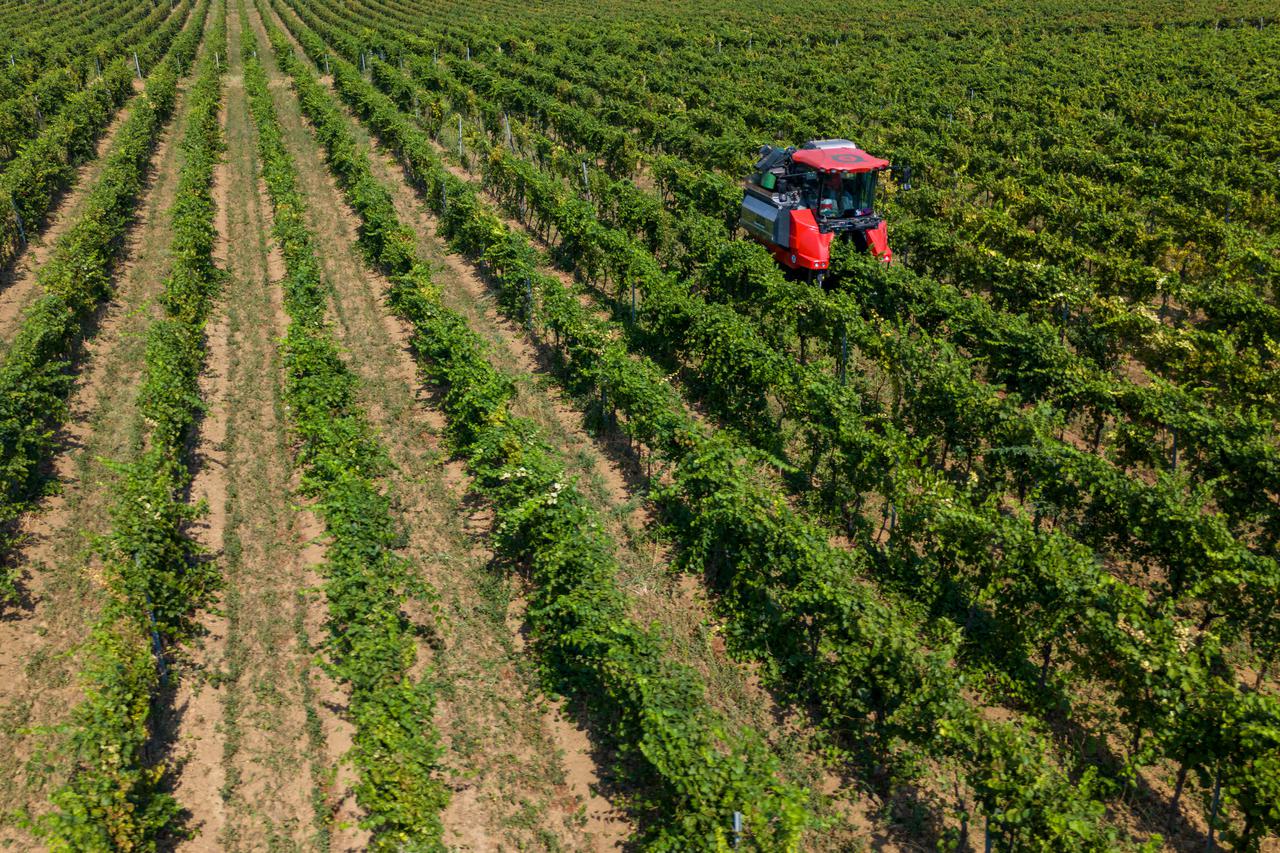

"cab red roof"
[791, 146, 890, 173]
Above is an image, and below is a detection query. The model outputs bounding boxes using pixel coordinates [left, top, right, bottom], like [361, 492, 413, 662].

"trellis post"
[839, 328, 848, 384]
[1206, 771, 1222, 851]
[140, 557, 168, 687]
[10, 198, 27, 248]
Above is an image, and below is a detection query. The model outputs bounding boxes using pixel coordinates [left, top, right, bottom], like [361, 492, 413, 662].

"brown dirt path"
[248, 2, 635, 848]
[0, 79, 144, 354]
[0, 7, 216, 847]
[166, 21, 234, 849]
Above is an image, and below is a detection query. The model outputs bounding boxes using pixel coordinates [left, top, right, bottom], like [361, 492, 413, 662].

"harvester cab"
[739, 139, 892, 282]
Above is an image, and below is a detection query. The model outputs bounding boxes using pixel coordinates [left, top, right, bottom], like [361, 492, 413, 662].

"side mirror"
[893, 164, 912, 190]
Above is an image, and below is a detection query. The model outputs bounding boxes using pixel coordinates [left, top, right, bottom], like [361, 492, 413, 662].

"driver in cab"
[817, 172, 854, 219]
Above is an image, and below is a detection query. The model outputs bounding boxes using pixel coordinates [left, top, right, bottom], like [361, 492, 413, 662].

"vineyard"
[0, 0, 1274, 849]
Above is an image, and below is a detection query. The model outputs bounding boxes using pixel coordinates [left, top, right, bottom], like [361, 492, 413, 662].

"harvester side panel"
[740, 190, 789, 248]
[788, 209, 832, 269]
[866, 221, 892, 262]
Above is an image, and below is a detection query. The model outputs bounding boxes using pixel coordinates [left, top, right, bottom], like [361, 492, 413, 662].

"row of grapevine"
[239, 9, 451, 848]
[0, 0, 207, 598]
[0, 0, 198, 270]
[264, 3, 1158, 847]
[30, 3, 223, 847]
[259, 6, 813, 847]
